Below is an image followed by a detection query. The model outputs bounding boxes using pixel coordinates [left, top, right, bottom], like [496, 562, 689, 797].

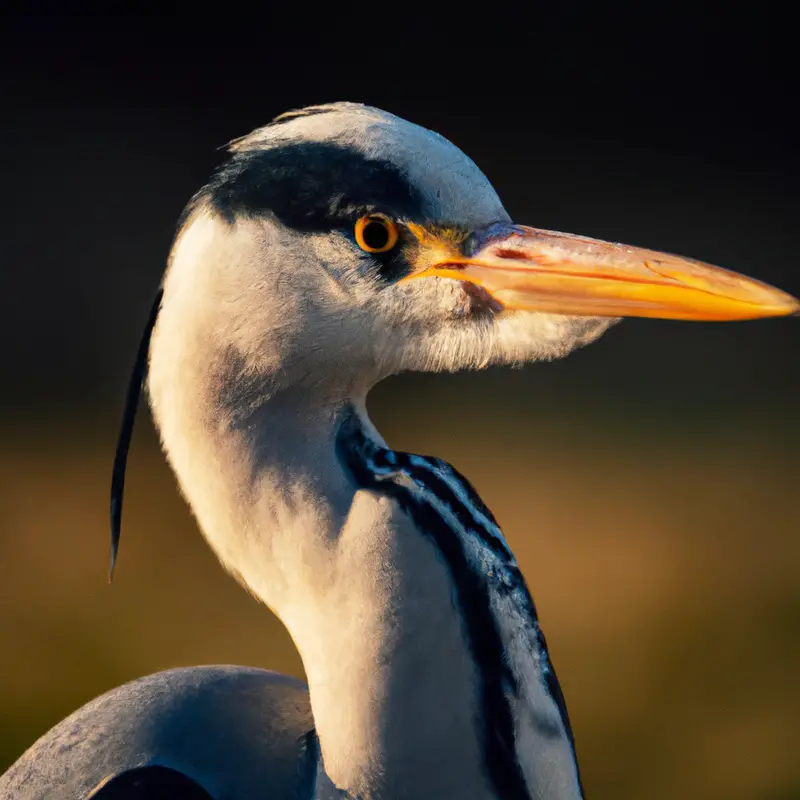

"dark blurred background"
[1, 7, 798, 799]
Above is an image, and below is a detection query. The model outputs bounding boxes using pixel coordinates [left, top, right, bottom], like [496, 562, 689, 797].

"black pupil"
[362, 219, 390, 250]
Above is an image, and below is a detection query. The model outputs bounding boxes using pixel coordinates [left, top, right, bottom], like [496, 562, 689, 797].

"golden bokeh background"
[2, 10, 798, 799]
[2, 373, 798, 799]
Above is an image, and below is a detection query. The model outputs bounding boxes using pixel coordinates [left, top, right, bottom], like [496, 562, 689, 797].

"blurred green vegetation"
[1, 369, 798, 799]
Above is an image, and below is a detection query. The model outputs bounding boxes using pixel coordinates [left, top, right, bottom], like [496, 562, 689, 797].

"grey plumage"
[0, 667, 328, 799]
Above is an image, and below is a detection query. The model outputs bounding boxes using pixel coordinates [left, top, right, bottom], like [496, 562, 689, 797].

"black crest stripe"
[109, 288, 163, 582]
[204, 140, 423, 230]
[180, 139, 428, 283]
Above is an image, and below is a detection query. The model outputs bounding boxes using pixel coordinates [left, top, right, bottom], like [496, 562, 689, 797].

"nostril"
[493, 248, 528, 261]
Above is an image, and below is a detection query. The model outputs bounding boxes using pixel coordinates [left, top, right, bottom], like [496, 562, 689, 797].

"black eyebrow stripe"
[197, 140, 427, 232]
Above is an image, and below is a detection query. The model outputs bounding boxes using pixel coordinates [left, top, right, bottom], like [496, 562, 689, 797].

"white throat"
[147, 271, 497, 798]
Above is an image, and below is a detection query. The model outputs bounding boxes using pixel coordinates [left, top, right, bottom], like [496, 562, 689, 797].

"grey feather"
[0, 667, 328, 799]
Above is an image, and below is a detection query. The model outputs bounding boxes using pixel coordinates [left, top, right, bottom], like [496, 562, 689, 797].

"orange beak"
[404, 223, 799, 321]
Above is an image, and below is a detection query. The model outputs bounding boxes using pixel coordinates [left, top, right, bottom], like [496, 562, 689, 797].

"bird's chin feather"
[489, 311, 620, 366]
[371, 277, 618, 376]
[389, 312, 617, 376]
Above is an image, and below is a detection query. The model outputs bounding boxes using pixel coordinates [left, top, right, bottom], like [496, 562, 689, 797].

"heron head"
[158, 102, 796, 400]
[108, 102, 797, 578]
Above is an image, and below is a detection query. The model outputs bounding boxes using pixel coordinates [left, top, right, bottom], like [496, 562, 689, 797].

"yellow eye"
[355, 214, 399, 253]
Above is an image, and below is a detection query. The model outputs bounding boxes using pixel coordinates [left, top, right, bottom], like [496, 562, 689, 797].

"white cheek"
[386, 278, 471, 325]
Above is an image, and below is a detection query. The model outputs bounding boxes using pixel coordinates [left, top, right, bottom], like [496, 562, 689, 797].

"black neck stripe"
[372, 441, 580, 757]
[395, 453, 512, 559]
[337, 427, 530, 800]
[336, 410, 584, 798]
[402, 453, 581, 762]
[337, 415, 532, 800]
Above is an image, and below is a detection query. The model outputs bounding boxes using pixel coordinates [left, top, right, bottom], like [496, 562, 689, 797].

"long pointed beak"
[406, 223, 799, 321]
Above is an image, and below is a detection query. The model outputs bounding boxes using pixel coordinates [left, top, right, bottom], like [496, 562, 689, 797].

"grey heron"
[1, 102, 796, 800]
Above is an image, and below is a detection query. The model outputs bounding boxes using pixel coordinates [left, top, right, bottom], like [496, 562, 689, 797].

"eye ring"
[355, 214, 399, 253]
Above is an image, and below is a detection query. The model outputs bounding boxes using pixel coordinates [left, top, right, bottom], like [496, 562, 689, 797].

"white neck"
[148, 331, 496, 798]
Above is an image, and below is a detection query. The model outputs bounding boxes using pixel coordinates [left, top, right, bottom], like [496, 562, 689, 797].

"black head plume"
[109, 289, 163, 582]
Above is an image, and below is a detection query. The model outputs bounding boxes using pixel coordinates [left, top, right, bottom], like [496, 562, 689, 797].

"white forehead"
[231, 102, 509, 227]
